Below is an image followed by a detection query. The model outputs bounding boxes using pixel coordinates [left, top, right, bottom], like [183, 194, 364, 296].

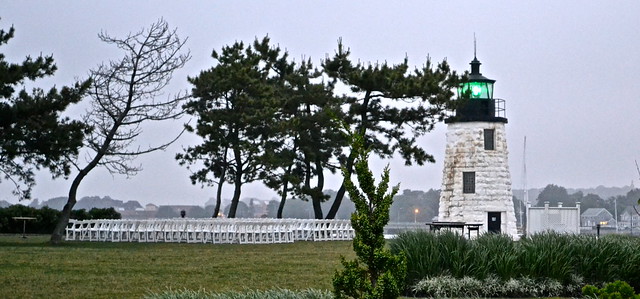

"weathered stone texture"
[437, 122, 518, 237]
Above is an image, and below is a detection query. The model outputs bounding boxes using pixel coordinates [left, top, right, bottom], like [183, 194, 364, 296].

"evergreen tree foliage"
[0, 22, 90, 199]
[260, 54, 345, 219]
[178, 37, 283, 218]
[535, 184, 570, 207]
[333, 132, 406, 299]
[179, 37, 343, 218]
[322, 40, 463, 219]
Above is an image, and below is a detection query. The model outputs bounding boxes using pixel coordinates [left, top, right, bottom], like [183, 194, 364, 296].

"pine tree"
[0, 22, 89, 199]
[178, 37, 282, 218]
[322, 40, 463, 219]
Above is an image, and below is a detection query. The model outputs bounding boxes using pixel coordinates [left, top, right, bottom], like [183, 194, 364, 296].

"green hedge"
[389, 231, 640, 296]
[0, 205, 121, 234]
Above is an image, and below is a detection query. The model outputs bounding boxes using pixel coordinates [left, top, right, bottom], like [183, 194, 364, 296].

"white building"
[619, 207, 640, 228]
[581, 208, 616, 227]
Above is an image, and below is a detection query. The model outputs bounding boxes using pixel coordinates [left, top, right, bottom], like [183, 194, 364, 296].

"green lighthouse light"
[459, 81, 492, 99]
[471, 84, 483, 98]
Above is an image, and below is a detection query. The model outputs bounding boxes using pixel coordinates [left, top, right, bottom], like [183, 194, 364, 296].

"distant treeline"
[522, 184, 639, 217]
[25, 196, 142, 211]
[0, 205, 120, 234]
[0, 185, 635, 223]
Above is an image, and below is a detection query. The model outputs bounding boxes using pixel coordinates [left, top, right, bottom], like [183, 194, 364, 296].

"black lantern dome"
[446, 54, 507, 123]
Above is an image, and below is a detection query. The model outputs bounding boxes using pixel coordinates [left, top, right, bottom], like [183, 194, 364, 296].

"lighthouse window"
[484, 129, 495, 150]
[463, 172, 475, 194]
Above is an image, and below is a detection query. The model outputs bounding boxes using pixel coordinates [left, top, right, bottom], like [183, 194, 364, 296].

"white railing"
[526, 202, 580, 235]
[65, 218, 354, 244]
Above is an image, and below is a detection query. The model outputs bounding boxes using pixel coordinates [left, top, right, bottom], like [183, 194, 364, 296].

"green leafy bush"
[583, 280, 640, 299]
[333, 133, 406, 299]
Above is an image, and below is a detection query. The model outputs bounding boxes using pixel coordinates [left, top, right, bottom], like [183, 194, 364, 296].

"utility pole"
[521, 136, 528, 234]
[615, 197, 618, 233]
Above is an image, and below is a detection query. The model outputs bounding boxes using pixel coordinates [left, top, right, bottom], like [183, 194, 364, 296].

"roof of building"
[581, 208, 613, 217]
[621, 206, 640, 215]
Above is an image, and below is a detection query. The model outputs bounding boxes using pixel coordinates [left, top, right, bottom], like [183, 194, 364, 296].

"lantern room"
[447, 56, 506, 123]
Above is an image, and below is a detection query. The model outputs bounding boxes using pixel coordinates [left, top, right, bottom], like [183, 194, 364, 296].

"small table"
[426, 221, 465, 233]
[426, 222, 483, 239]
[465, 223, 483, 239]
[12, 217, 37, 238]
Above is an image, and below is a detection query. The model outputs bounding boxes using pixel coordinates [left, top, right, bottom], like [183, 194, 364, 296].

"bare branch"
[81, 18, 191, 177]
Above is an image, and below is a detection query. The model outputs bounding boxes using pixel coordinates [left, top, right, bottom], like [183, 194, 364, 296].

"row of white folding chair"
[65, 218, 353, 243]
[291, 219, 354, 241]
[66, 220, 90, 241]
[67, 219, 215, 243]
[235, 221, 294, 244]
[292, 220, 316, 241]
[328, 219, 355, 240]
[313, 220, 336, 241]
[67, 219, 155, 242]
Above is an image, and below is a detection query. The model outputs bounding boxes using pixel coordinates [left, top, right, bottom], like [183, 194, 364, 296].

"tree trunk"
[326, 153, 355, 219]
[277, 163, 293, 219]
[312, 158, 325, 219]
[50, 163, 97, 244]
[50, 133, 112, 244]
[212, 148, 228, 218]
[213, 174, 224, 218]
[326, 92, 370, 219]
[312, 196, 323, 219]
[227, 143, 243, 218]
[277, 141, 297, 218]
[228, 177, 242, 218]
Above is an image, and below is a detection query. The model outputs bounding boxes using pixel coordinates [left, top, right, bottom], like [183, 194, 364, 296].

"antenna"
[474, 33, 477, 59]
[523, 136, 528, 205]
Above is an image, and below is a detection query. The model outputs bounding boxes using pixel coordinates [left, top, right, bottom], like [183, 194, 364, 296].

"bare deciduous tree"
[51, 19, 190, 244]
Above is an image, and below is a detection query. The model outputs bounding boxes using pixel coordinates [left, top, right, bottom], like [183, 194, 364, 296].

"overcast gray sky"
[2, 1, 640, 206]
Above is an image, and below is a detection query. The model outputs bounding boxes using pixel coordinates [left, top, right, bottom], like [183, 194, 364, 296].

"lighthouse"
[436, 51, 518, 237]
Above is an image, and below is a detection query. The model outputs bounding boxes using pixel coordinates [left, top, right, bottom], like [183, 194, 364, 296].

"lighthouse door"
[487, 212, 501, 233]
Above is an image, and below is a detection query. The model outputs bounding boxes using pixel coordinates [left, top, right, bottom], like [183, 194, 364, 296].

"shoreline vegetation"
[2, 232, 639, 298]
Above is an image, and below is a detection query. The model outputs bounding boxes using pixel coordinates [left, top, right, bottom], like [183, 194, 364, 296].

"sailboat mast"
[523, 136, 528, 205]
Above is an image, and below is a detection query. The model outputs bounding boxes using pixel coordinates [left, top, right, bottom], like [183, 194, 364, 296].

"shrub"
[412, 275, 575, 298]
[144, 288, 333, 299]
[472, 233, 518, 280]
[333, 133, 406, 299]
[518, 232, 574, 283]
[388, 230, 441, 286]
[88, 207, 121, 219]
[391, 231, 640, 294]
[583, 280, 640, 299]
[0, 205, 121, 234]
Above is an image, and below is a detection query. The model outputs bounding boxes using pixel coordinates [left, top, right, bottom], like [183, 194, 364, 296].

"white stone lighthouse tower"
[437, 53, 518, 237]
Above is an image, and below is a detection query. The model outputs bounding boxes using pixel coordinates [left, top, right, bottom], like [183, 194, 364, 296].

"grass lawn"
[0, 234, 355, 298]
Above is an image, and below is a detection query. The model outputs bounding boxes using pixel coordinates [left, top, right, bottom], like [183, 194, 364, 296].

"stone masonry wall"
[437, 122, 518, 237]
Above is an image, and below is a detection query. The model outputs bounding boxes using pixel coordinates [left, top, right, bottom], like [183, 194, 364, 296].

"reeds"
[390, 231, 640, 293]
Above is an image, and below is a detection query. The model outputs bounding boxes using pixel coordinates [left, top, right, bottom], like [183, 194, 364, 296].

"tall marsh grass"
[390, 231, 640, 292]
